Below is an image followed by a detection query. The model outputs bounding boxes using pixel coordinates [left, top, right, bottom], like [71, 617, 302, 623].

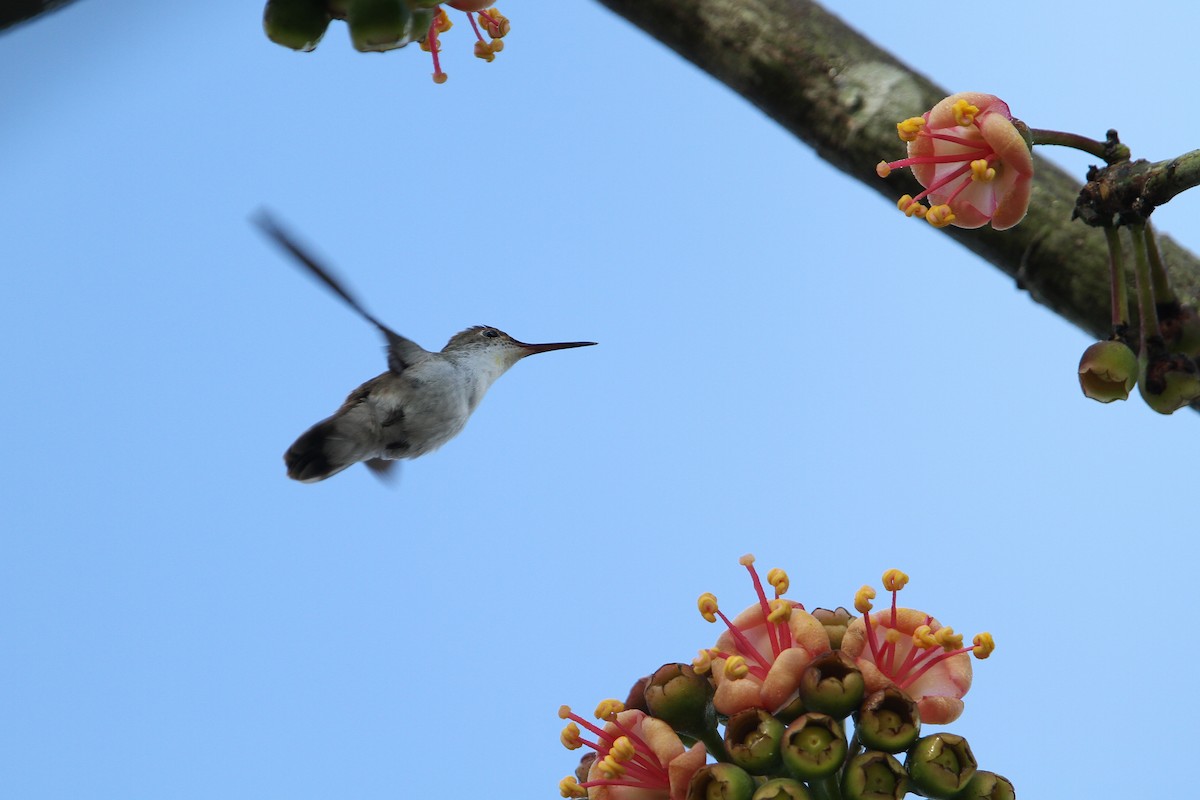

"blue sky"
[3, 2, 1197, 797]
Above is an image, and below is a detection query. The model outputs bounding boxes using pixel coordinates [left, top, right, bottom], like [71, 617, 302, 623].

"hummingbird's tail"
[284, 418, 357, 482]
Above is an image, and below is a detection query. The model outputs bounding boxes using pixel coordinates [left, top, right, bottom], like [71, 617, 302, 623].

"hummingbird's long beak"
[517, 340, 598, 356]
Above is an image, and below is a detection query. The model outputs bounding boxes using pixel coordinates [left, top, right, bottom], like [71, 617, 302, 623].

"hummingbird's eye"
[482, 329, 500, 338]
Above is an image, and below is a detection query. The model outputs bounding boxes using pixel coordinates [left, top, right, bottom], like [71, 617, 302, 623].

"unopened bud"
[685, 763, 756, 800]
[263, 0, 333, 51]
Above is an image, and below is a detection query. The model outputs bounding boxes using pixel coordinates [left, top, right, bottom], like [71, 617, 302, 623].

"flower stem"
[1128, 223, 1161, 346]
[1143, 223, 1178, 305]
[1030, 128, 1132, 164]
[1103, 227, 1130, 330]
[806, 774, 840, 800]
[698, 729, 731, 763]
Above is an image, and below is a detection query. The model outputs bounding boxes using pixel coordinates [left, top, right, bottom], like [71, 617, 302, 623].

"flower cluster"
[262, 0, 510, 83]
[558, 556, 1011, 800]
[877, 92, 1033, 230]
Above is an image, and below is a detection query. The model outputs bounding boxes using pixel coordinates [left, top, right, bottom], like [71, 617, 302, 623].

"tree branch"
[592, 0, 1200, 341]
[0, 0, 79, 32]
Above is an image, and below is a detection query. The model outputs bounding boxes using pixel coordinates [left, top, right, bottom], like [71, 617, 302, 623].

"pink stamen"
[742, 561, 782, 656]
[907, 162, 974, 205]
[863, 610, 881, 664]
[923, 131, 988, 147]
[713, 608, 773, 672]
[885, 150, 991, 172]
[427, 16, 445, 80]
[465, 8, 487, 42]
[898, 645, 975, 690]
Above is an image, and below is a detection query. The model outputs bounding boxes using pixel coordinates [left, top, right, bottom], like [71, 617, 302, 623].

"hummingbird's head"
[443, 326, 597, 368]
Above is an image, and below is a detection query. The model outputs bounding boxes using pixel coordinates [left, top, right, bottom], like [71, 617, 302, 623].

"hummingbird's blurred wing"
[364, 457, 399, 484]
[254, 211, 431, 373]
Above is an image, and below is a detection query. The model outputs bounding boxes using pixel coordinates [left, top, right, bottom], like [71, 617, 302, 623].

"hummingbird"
[255, 213, 597, 483]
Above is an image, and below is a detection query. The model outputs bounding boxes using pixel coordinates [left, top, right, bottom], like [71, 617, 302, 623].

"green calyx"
[685, 763, 757, 800]
[780, 713, 847, 781]
[855, 687, 920, 754]
[263, 0, 333, 51]
[724, 708, 785, 773]
[347, 0, 417, 52]
[644, 662, 716, 738]
[797, 650, 864, 718]
[840, 751, 908, 800]
[906, 733, 977, 799]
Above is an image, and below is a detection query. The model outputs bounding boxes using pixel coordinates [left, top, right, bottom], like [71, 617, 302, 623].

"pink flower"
[877, 92, 1033, 230]
[839, 570, 994, 725]
[558, 705, 706, 800]
[693, 555, 831, 716]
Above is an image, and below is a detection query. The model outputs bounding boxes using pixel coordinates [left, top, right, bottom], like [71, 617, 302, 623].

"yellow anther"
[854, 585, 876, 614]
[739, 554, 756, 566]
[876, 161, 892, 178]
[594, 699, 624, 720]
[432, 72, 449, 85]
[767, 568, 789, 595]
[560, 776, 587, 798]
[912, 624, 938, 649]
[934, 627, 963, 650]
[435, 7, 453, 32]
[723, 655, 750, 680]
[970, 159, 996, 182]
[952, 99, 980, 127]
[473, 40, 495, 62]
[693, 648, 714, 674]
[881, 569, 909, 592]
[767, 598, 792, 623]
[489, 38, 505, 53]
[884, 628, 902, 645]
[925, 204, 956, 228]
[972, 632, 995, 659]
[897, 196, 926, 218]
[609, 736, 635, 762]
[560, 722, 583, 750]
[558, 705, 573, 720]
[479, 8, 510, 38]
[698, 592, 719, 623]
[896, 116, 926, 142]
[598, 754, 626, 779]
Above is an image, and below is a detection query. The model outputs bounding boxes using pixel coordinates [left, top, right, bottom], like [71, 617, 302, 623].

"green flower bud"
[906, 733, 977, 799]
[811, 607, 854, 650]
[347, 0, 416, 52]
[262, 0, 333, 51]
[953, 770, 1016, 800]
[686, 763, 756, 800]
[752, 778, 812, 800]
[724, 708, 785, 773]
[855, 687, 920, 754]
[781, 713, 848, 781]
[1078, 339, 1137, 403]
[840, 751, 907, 800]
[1138, 348, 1200, 414]
[643, 663, 714, 737]
[798, 650, 864, 718]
